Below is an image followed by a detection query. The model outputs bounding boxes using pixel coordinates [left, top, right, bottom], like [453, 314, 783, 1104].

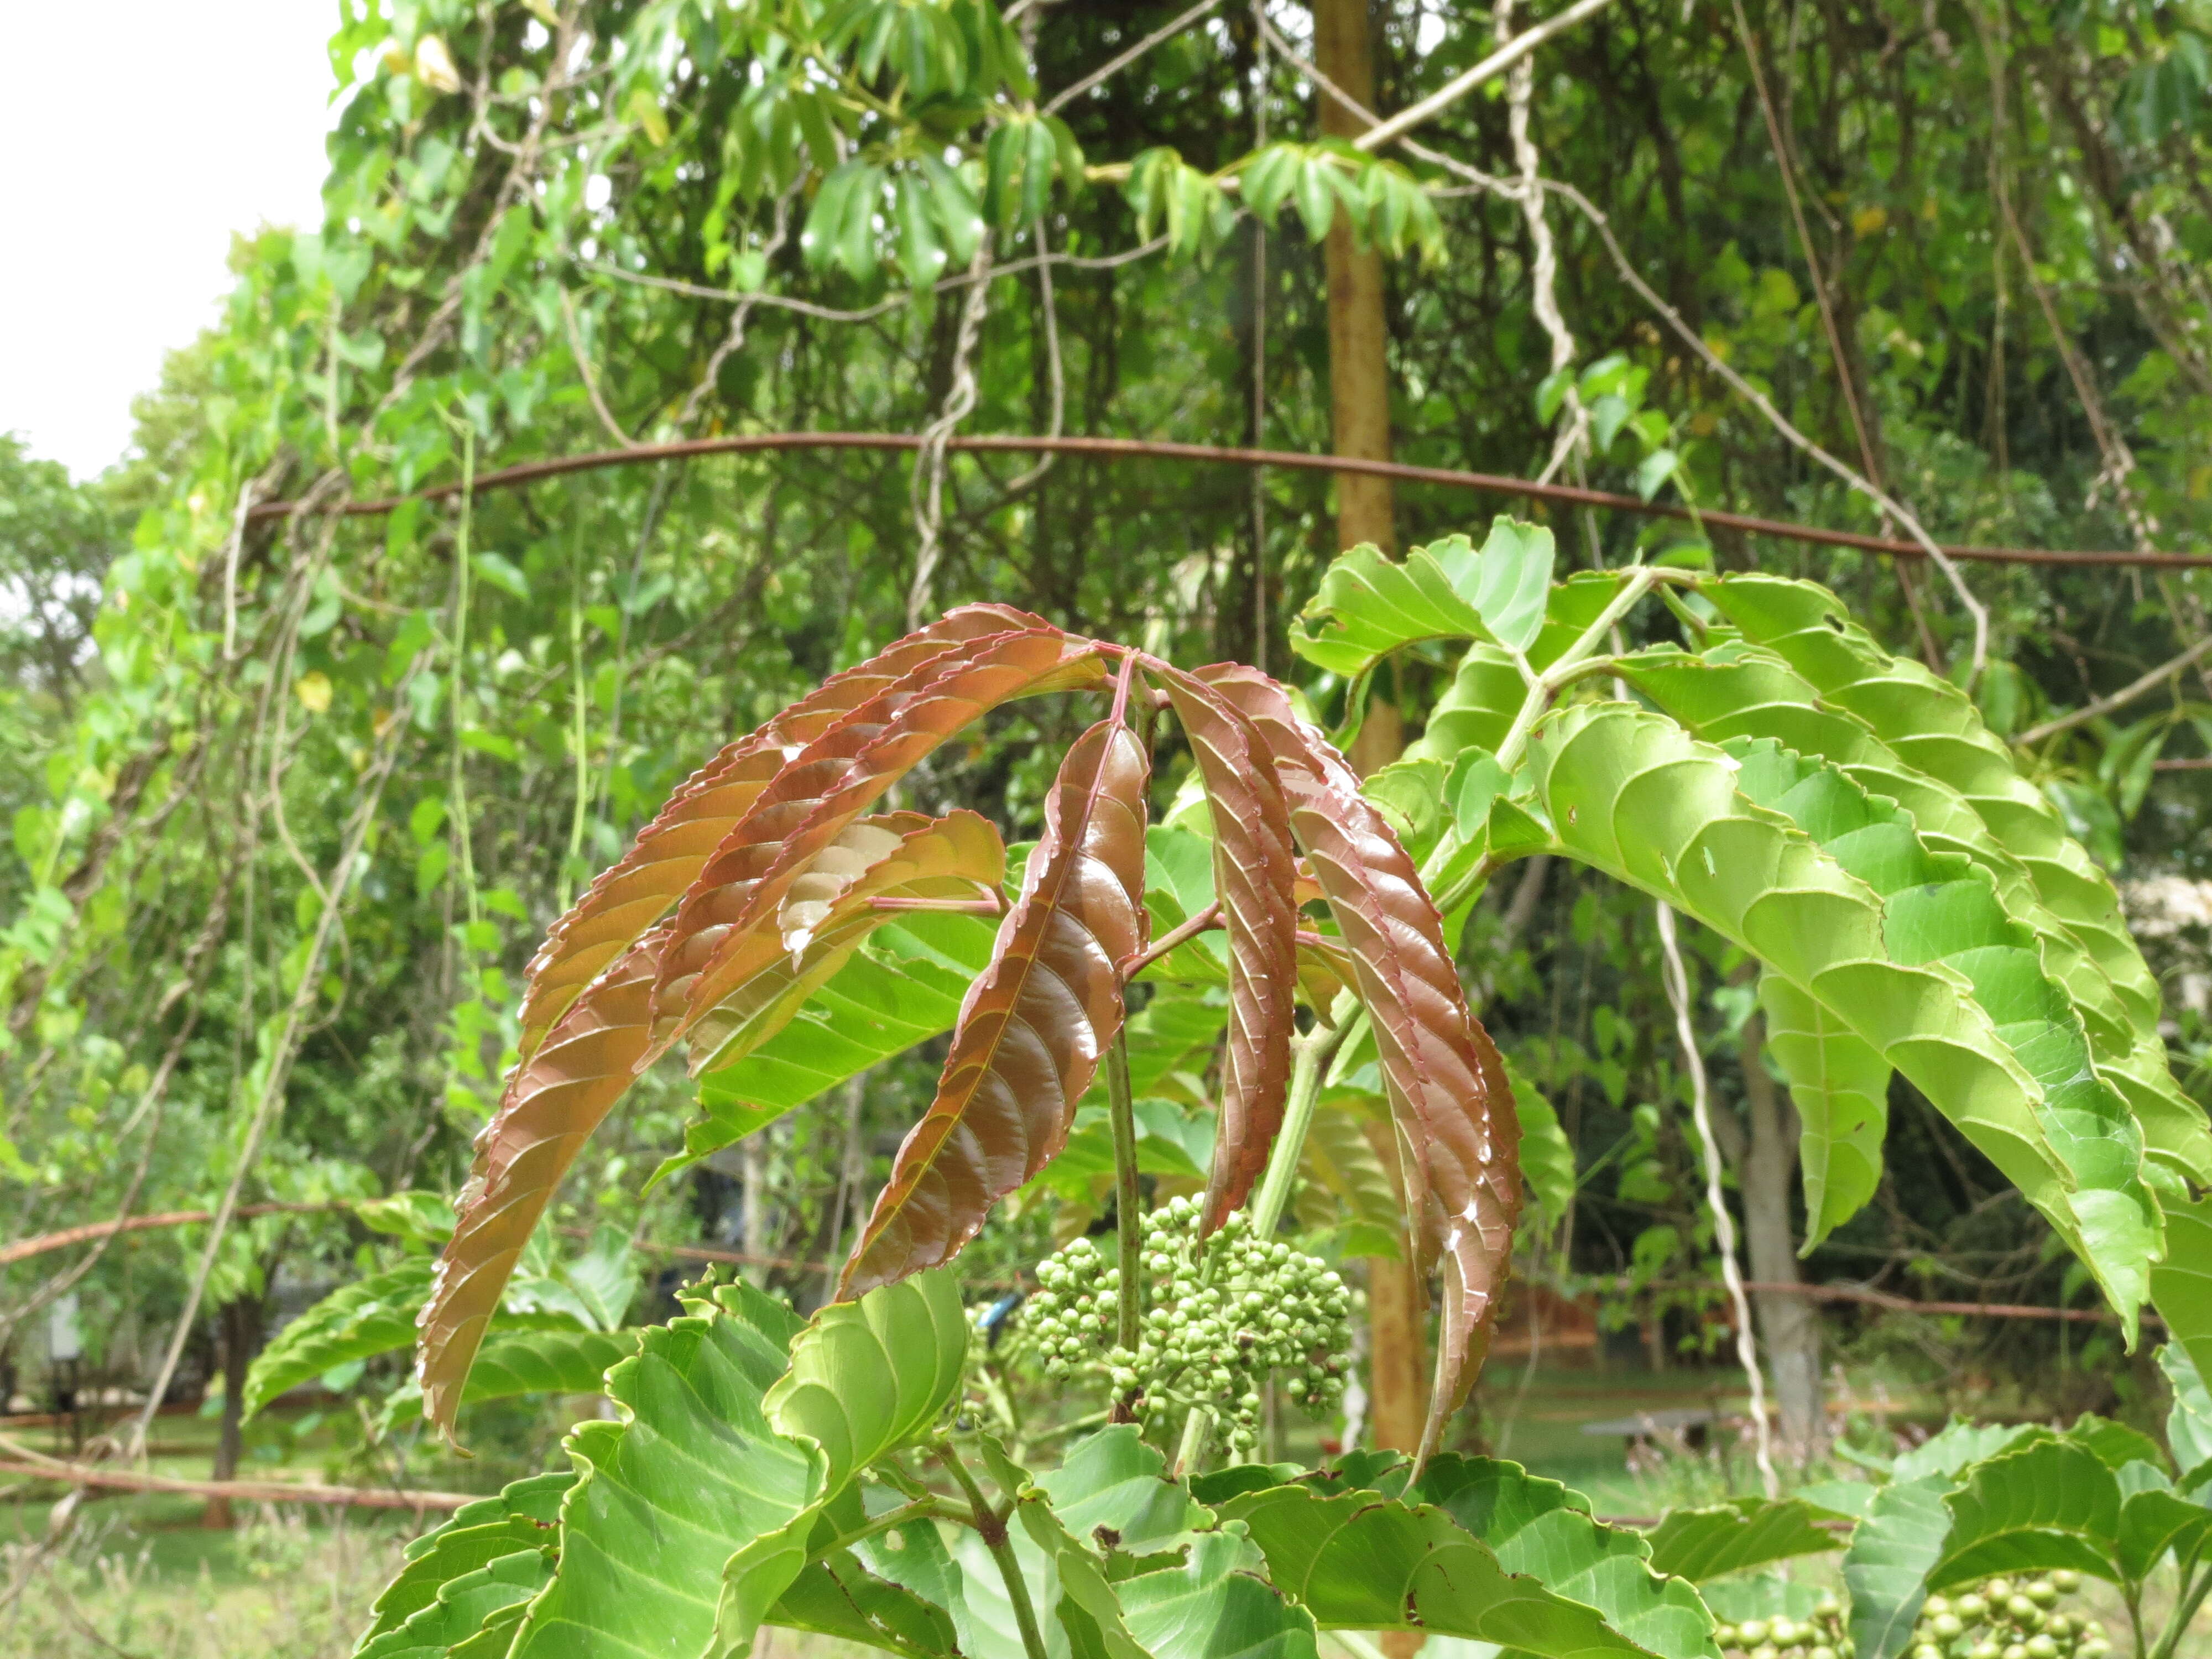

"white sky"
[1, 2, 338, 482]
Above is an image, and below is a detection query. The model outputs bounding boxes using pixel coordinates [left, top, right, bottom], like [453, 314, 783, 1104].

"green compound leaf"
[1436, 517, 1557, 654]
[1841, 1474, 1953, 1659]
[1293, 1101, 1402, 1249]
[1223, 1457, 1717, 1658]
[2151, 1193, 2212, 1386]
[1695, 576, 2212, 1187]
[1618, 634, 2212, 1192]
[1413, 1455, 1719, 1659]
[244, 1258, 432, 1418]
[714, 1270, 970, 1654]
[770, 1550, 962, 1657]
[360, 1472, 573, 1646]
[1641, 1496, 1845, 1582]
[1927, 1432, 2124, 1589]
[1031, 1423, 1211, 1557]
[767, 1268, 968, 1491]
[1287, 541, 1488, 677]
[2162, 1341, 2212, 1473]
[358, 1548, 557, 1659]
[380, 1329, 644, 1430]
[1890, 1418, 2041, 1485]
[1720, 734, 2161, 1318]
[1111, 1530, 1319, 1659]
[2068, 1413, 2167, 1473]
[981, 1436, 1152, 1659]
[1757, 971, 1888, 1247]
[1520, 701, 2150, 1331]
[2113, 1460, 2212, 1582]
[650, 913, 996, 1191]
[1505, 1056, 1577, 1222]
[508, 1282, 820, 1659]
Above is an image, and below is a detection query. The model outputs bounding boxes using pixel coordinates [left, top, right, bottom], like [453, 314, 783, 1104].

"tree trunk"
[1739, 1013, 1823, 1458]
[1315, 24, 1421, 1651]
[1359, 1119, 1428, 1452]
[1315, 0, 1396, 556]
[205, 1294, 263, 1528]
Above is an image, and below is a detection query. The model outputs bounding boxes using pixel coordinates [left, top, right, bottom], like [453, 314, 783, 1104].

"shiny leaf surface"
[842, 716, 1150, 1295]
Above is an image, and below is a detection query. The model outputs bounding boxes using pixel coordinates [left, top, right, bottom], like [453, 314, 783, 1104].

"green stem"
[1105, 1026, 1143, 1358]
[938, 1446, 1047, 1659]
[1250, 1022, 1350, 1238]
[1171, 1401, 1213, 1479]
[2150, 1558, 2211, 1659]
[1489, 564, 1666, 778]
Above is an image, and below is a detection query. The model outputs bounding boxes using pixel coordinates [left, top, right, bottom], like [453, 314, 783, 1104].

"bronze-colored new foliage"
[416, 609, 1518, 1446]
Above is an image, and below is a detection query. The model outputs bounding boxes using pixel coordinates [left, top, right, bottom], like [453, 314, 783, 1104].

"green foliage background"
[8, 0, 2212, 1443]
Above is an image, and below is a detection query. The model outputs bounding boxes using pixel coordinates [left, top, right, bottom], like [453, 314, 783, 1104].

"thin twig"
[580, 237, 1167, 312]
[908, 242, 995, 630]
[559, 287, 640, 448]
[1653, 902, 1778, 1499]
[1535, 173, 1992, 678]
[1045, 0, 1224, 115]
[123, 681, 419, 1460]
[999, 215, 1066, 498]
[2014, 632, 2212, 745]
[1352, 0, 1622, 152]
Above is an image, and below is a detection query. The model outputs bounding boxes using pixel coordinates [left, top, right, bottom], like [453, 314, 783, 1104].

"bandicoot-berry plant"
[257, 521, 2212, 1659]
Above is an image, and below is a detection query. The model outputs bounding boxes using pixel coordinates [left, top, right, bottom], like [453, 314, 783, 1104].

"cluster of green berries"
[1902, 1574, 2104, 1659]
[1714, 1594, 1849, 1659]
[1018, 1199, 1353, 1452]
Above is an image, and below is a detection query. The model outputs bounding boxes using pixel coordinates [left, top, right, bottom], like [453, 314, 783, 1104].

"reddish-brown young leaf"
[416, 924, 669, 1440]
[839, 717, 1152, 1297]
[415, 813, 1004, 1437]
[649, 627, 1105, 1053]
[685, 808, 1006, 1071]
[513, 604, 1044, 1061]
[1198, 664, 1520, 1459]
[1148, 664, 1302, 1229]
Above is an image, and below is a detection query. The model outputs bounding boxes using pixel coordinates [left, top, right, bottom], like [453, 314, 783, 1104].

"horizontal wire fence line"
[0, 1453, 476, 1512]
[12, 1211, 2128, 1322]
[0, 1202, 352, 1267]
[1627, 1275, 2130, 1325]
[241, 430, 2212, 570]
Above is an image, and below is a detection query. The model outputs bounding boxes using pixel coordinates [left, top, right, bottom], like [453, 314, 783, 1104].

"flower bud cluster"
[1712, 1574, 2104, 1659]
[1714, 1594, 1848, 1659]
[1016, 1198, 1353, 1451]
[1902, 1574, 2103, 1659]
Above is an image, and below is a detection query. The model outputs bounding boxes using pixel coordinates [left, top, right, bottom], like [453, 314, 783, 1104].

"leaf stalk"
[1118, 900, 1221, 979]
[1104, 1025, 1144, 1365]
[1249, 1021, 1348, 1238]
[938, 1444, 1048, 1659]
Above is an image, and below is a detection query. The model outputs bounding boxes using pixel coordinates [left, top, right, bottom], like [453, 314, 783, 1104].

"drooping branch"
[238, 431, 2210, 568]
